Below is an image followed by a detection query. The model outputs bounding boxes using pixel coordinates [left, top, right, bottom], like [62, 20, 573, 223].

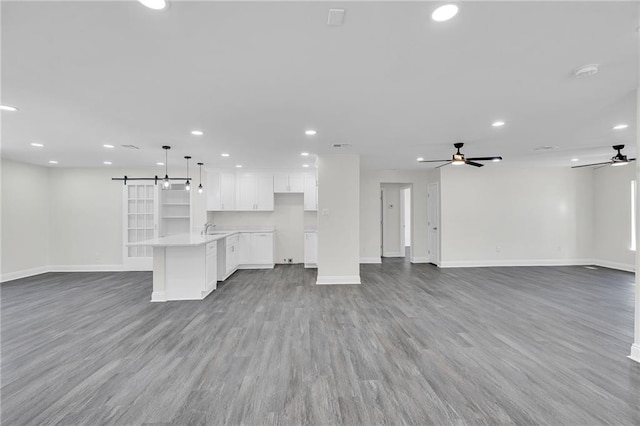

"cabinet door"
[206, 171, 222, 211]
[256, 174, 274, 211]
[225, 241, 235, 274]
[251, 233, 274, 264]
[304, 232, 318, 265]
[238, 233, 252, 264]
[220, 172, 236, 210]
[273, 174, 289, 193]
[206, 243, 217, 291]
[303, 174, 318, 211]
[236, 173, 257, 211]
[288, 173, 304, 193]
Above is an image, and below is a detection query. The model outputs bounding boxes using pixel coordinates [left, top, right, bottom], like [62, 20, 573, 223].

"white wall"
[381, 183, 404, 257]
[360, 169, 432, 263]
[317, 155, 360, 284]
[207, 193, 315, 264]
[439, 166, 594, 266]
[1, 159, 51, 280]
[593, 163, 636, 271]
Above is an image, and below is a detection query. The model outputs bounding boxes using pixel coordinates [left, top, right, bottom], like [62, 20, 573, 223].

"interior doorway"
[381, 183, 412, 259]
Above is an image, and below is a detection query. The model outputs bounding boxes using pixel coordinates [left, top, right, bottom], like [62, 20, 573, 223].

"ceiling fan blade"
[571, 161, 612, 169]
[466, 161, 484, 167]
[466, 156, 503, 161]
[418, 159, 450, 163]
[435, 162, 452, 169]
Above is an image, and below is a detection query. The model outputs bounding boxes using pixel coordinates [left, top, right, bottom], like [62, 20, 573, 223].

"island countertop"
[128, 227, 275, 247]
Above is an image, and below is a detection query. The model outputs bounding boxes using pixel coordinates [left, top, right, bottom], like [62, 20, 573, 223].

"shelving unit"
[123, 183, 157, 270]
[159, 183, 191, 236]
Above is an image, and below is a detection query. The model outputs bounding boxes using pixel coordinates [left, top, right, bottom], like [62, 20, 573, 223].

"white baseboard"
[410, 257, 430, 264]
[382, 252, 403, 258]
[1, 266, 50, 283]
[439, 259, 594, 268]
[592, 259, 635, 273]
[316, 275, 361, 285]
[238, 264, 275, 270]
[49, 264, 125, 272]
[360, 257, 382, 264]
[151, 291, 167, 302]
[304, 263, 317, 268]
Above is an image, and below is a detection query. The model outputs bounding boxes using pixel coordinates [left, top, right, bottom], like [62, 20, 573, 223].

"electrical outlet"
[288, 258, 293, 263]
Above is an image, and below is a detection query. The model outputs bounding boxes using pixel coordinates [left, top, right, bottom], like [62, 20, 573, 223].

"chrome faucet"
[202, 222, 216, 235]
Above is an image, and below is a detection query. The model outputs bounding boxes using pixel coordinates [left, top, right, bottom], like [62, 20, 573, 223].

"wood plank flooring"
[2, 260, 640, 425]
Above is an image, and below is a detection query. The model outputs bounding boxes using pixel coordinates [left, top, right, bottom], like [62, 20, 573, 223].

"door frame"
[427, 182, 440, 266]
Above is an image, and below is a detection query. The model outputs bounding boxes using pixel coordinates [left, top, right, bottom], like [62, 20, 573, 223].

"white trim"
[410, 257, 430, 264]
[360, 257, 382, 264]
[1, 266, 49, 283]
[238, 264, 275, 270]
[304, 263, 318, 268]
[629, 344, 640, 364]
[49, 264, 125, 272]
[151, 291, 167, 302]
[316, 275, 361, 285]
[592, 259, 635, 273]
[382, 252, 403, 258]
[439, 259, 594, 268]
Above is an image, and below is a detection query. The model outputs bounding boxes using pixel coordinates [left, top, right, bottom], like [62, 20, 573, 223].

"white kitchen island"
[130, 228, 275, 302]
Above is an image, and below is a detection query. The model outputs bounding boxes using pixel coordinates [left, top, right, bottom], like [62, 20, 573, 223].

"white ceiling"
[1, 1, 638, 171]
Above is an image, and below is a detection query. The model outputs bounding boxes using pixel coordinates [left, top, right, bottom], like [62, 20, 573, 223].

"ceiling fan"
[418, 142, 503, 167]
[571, 145, 635, 169]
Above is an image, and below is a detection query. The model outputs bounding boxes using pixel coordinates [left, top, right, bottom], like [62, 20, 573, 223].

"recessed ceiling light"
[235, 164, 243, 168]
[49, 160, 58, 164]
[301, 152, 310, 156]
[30, 142, 44, 147]
[221, 153, 230, 157]
[157, 162, 164, 166]
[432, 4, 459, 22]
[104, 161, 112, 165]
[191, 130, 204, 136]
[571, 158, 579, 162]
[103, 144, 114, 148]
[492, 121, 505, 127]
[492, 158, 502, 162]
[0, 105, 18, 112]
[302, 164, 310, 168]
[305, 130, 317, 136]
[613, 124, 629, 130]
[138, 0, 167, 10]
[574, 64, 599, 79]
[417, 157, 424, 162]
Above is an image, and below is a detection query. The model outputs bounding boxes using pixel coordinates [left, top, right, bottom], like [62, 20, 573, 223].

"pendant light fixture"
[184, 156, 191, 191]
[197, 162, 204, 194]
[111, 145, 197, 190]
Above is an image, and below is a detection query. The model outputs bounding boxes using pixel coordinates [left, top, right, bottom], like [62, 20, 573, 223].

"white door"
[256, 174, 274, 210]
[427, 182, 440, 265]
[236, 173, 256, 211]
[238, 233, 252, 264]
[220, 172, 236, 210]
[123, 183, 157, 271]
[288, 173, 304, 193]
[273, 174, 289, 193]
[251, 233, 274, 264]
[206, 171, 222, 211]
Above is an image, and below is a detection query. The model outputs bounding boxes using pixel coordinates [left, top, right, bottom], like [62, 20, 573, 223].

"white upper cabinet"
[303, 173, 318, 211]
[274, 173, 304, 193]
[236, 173, 274, 211]
[207, 171, 236, 211]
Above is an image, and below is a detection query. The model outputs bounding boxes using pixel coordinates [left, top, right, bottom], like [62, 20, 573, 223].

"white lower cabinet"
[304, 232, 317, 268]
[219, 234, 240, 280]
[205, 242, 217, 292]
[238, 232, 275, 268]
[164, 244, 217, 300]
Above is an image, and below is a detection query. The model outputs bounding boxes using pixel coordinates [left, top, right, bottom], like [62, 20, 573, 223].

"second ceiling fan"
[419, 143, 503, 167]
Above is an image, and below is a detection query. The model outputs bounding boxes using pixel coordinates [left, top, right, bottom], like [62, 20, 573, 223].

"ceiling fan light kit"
[418, 142, 503, 168]
[111, 146, 203, 192]
[571, 144, 635, 169]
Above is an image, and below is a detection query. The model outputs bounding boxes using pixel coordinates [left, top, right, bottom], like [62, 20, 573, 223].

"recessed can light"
[235, 164, 243, 168]
[305, 130, 317, 136]
[301, 152, 310, 156]
[613, 124, 629, 130]
[103, 144, 114, 148]
[104, 161, 112, 165]
[302, 164, 310, 168]
[221, 153, 230, 157]
[49, 160, 58, 164]
[492, 158, 502, 162]
[492, 121, 505, 127]
[0, 105, 18, 112]
[30, 142, 44, 147]
[417, 157, 424, 161]
[432, 4, 459, 22]
[138, 0, 167, 10]
[191, 130, 204, 136]
[157, 162, 164, 166]
[571, 158, 579, 162]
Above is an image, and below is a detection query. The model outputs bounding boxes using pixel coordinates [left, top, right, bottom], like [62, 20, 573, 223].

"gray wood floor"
[2, 260, 640, 425]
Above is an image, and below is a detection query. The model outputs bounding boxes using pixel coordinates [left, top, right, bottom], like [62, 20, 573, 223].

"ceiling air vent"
[120, 144, 140, 150]
[332, 143, 351, 148]
[327, 9, 345, 26]
[531, 146, 558, 151]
